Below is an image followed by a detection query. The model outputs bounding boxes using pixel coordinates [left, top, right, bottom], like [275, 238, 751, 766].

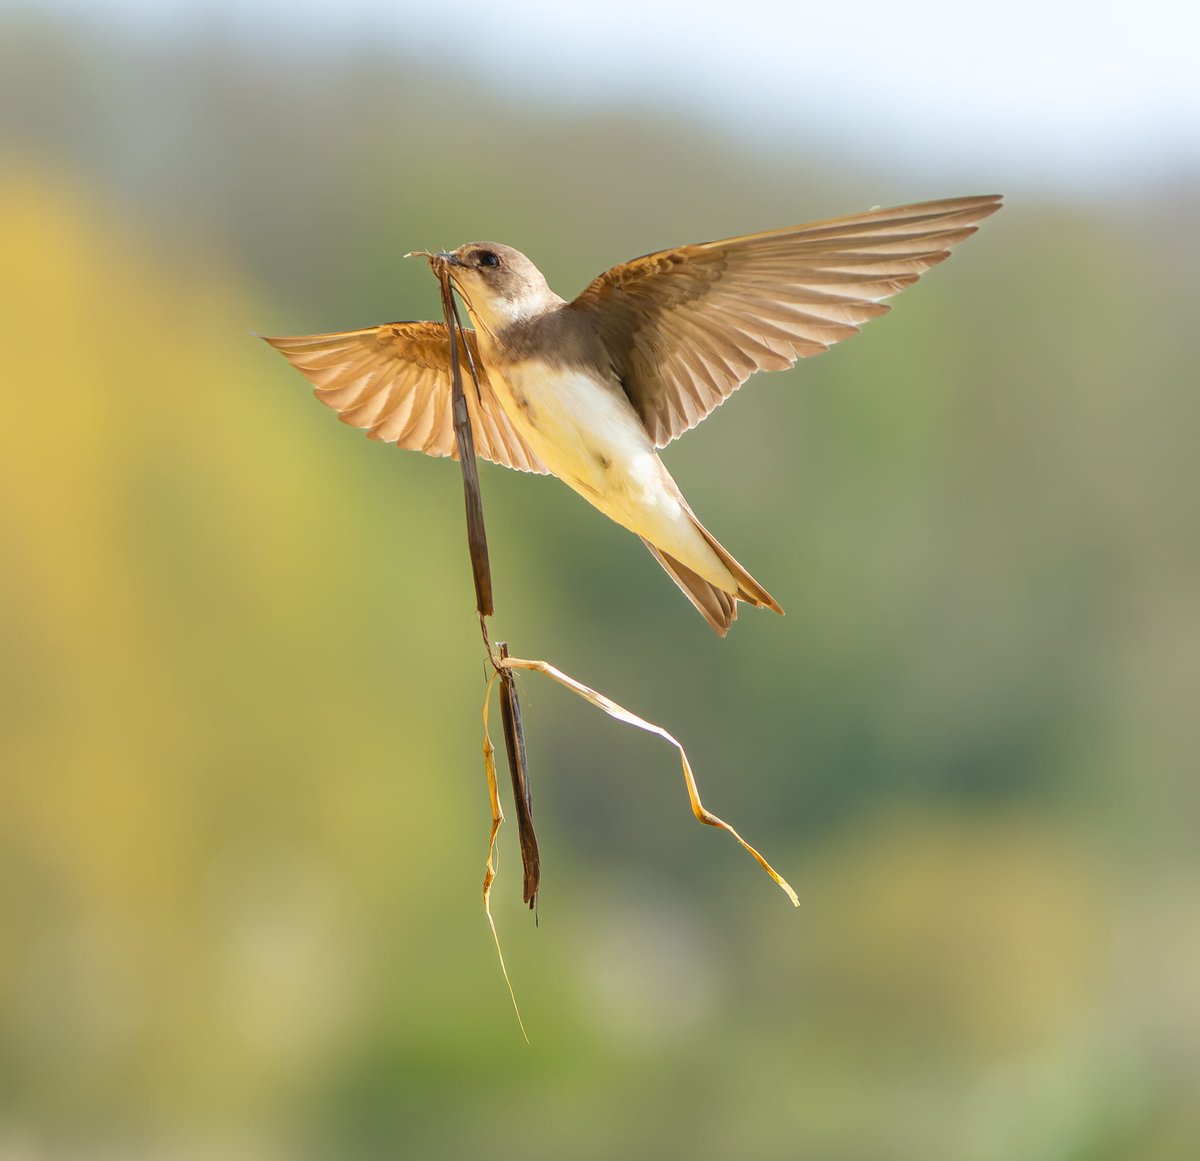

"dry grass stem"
[421, 251, 797, 1036]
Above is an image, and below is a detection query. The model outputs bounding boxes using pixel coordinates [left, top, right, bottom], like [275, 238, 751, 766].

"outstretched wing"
[570, 195, 1002, 447]
[263, 322, 548, 474]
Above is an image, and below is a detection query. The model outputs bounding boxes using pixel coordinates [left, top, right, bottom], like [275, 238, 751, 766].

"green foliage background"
[2, 12, 1198, 1160]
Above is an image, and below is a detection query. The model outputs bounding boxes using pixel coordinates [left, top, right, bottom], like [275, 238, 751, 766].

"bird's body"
[472, 315, 740, 595]
[495, 361, 722, 575]
[265, 194, 1002, 633]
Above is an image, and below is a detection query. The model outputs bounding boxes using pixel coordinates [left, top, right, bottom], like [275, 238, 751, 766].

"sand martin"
[265, 194, 1001, 633]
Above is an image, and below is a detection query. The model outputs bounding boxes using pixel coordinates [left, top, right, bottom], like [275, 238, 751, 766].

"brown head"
[436, 242, 564, 334]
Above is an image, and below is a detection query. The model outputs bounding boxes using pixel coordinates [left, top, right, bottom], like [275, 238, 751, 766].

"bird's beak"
[402, 249, 464, 270]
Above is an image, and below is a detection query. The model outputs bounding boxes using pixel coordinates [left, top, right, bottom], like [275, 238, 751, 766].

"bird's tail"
[641, 513, 783, 636]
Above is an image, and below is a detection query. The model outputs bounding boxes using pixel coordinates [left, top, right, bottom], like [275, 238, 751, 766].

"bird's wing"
[263, 322, 549, 473]
[570, 194, 1002, 447]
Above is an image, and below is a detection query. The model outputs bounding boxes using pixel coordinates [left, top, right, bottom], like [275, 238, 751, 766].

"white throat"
[463, 285, 563, 337]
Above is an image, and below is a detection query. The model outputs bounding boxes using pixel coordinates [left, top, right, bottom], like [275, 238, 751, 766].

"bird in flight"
[265, 194, 1001, 634]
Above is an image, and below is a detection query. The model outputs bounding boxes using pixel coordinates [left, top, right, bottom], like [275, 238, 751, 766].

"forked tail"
[641, 512, 782, 636]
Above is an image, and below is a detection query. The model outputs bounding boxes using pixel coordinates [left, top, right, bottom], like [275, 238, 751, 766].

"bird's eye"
[474, 250, 500, 268]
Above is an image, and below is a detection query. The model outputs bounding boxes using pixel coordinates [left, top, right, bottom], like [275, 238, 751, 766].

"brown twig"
[433, 258, 542, 913]
[436, 262, 494, 624]
[498, 642, 540, 909]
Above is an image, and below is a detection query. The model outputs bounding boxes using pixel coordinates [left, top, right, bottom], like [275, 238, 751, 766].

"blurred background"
[2, 1, 1198, 1158]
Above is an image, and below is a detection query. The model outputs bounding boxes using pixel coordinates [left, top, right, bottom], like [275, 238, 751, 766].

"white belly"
[492, 360, 735, 589]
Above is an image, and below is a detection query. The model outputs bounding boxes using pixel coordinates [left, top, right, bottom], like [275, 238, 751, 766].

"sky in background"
[26, 0, 1200, 191]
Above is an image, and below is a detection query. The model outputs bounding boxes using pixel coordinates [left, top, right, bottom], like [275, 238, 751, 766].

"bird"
[264, 194, 1002, 634]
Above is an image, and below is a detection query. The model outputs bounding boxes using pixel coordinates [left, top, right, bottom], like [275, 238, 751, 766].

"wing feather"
[571, 194, 1002, 446]
[263, 322, 549, 474]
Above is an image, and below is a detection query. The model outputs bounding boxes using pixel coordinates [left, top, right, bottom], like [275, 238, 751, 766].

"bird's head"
[435, 242, 562, 334]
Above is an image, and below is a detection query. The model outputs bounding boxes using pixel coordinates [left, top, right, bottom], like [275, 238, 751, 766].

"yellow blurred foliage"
[0, 165, 503, 1130]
